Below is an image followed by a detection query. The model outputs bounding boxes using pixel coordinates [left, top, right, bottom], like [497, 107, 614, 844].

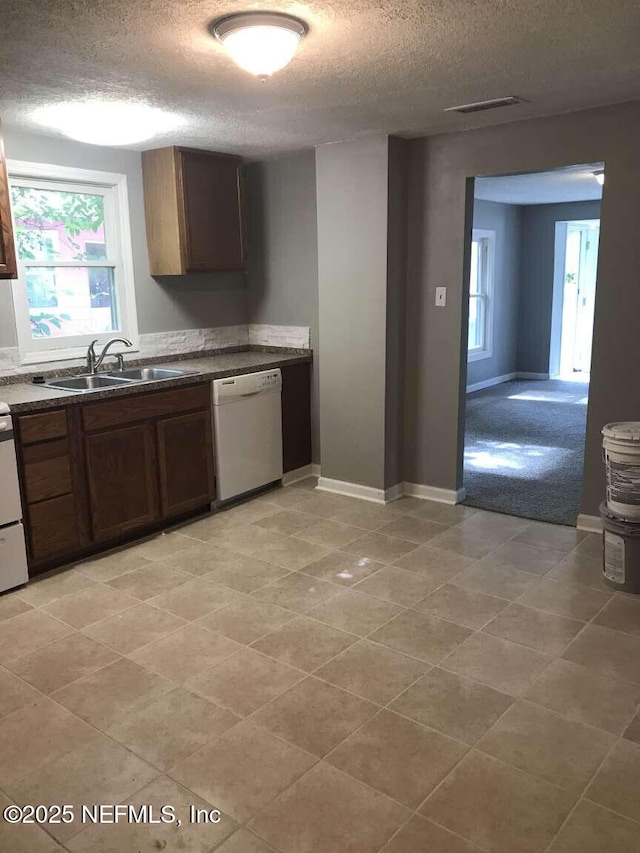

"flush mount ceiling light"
[211, 12, 307, 78]
[32, 101, 182, 146]
[593, 169, 605, 186]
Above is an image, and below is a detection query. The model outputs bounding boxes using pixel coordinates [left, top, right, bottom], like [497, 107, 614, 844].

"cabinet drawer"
[22, 439, 72, 504]
[82, 383, 211, 432]
[28, 494, 79, 560]
[19, 409, 68, 444]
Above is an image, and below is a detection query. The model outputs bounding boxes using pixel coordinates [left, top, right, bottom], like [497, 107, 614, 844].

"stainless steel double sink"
[45, 367, 198, 393]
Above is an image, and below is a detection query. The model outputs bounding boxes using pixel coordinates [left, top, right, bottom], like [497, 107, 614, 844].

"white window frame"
[7, 160, 139, 366]
[468, 228, 495, 363]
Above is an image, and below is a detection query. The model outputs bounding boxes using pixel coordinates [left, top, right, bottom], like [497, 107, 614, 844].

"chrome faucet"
[86, 338, 133, 374]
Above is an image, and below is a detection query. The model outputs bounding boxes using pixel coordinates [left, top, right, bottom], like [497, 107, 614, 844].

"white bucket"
[602, 422, 640, 520]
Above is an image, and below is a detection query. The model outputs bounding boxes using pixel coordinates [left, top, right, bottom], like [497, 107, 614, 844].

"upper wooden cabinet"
[0, 122, 17, 279]
[141, 146, 244, 276]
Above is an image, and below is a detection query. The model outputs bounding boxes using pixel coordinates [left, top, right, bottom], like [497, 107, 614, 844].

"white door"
[559, 220, 600, 377]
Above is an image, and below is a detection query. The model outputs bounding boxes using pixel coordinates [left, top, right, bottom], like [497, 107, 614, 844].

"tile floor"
[1, 479, 640, 852]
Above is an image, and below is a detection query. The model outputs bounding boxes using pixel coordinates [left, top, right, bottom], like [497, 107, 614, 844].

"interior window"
[468, 229, 495, 360]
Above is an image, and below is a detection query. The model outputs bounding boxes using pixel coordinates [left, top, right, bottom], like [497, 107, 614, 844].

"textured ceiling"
[475, 163, 605, 205]
[1, 1, 639, 157]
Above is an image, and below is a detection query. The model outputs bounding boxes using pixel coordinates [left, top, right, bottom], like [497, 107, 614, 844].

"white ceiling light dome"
[32, 101, 183, 146]
[212, 12, 307, 78]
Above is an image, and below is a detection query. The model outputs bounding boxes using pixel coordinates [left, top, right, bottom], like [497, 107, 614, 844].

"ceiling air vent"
[445, 96, 524, 115]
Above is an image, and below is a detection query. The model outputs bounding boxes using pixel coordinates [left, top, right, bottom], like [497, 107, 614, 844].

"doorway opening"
[461, 163, 604, 526]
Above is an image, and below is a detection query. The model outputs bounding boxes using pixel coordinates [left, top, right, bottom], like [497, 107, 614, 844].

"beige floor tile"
[250, 538, 332, 571]
[6, 735, 158, 843]
[0, 697, 97, 786]
[486, 540, 566, 575]
[370, 609, 473, 664]
[308, 589, 403, 636]
[6, 632, 119, 694]
[405, 501, 478, 526]
[251, 571, 339, 612]
[459, 511, 530, 537]
[295, 493, 359, 519]
[513, 522, 588, 553]
[574, 533, 605, 559]
[204, 551, 290, 592]
[154, 541, 240, 576]
[477, 700, 615, 794]
[562, 623, 640, 684]
[517, 578, 612, 620]
[327, 709, 467, 808]
[315, 640, 427, 704]
[0, 791, 65, 852]
[74, 549, 152, 581]
[482, 603, 585, 655]
[52, 658, 174, 730]
[342, 531, 419, 563]
[178, 512, 245, 542]
[217, 829, 279, 852]
[393, 545, 476, 581]
[377, 516, 448, 545]
[105, 563, 191, 600]
[252, 616, 357, 671]
[586, 739, 640, 821]
[199, 597, 294, 644]
[427, 528, 502, 560]
[131, 624, 242, 683]
[390, 667, 514, 745]
[289, 476, 319, 491]
[451, 561, 539, 600]
[125, 531, 195, 561]
[251, 676, 378, 757]
[547, 552, 612, 592]
[66, 774, 237, 853]
[381, 814, 480, 853]
[624, 710, 640, 744]
[106, 686, 239, 770]
[525, 658, 640, 734]
[17, 568, 98, 607]
[170, 719, 316, 822]
[41, 583, 139, 629]
[260, 485, 315, 508]
[300, 551, 384, 586]
[220, 500, 282, 525]
[82, 603, 186, 654]
[247, 762, 410, 853]
[187, 648, 302, 716]
[147, 578, 240, 621]
[421, 750, 576, 853]
[254, 509, 317, 535]
[0, 609, 72, 664]
[294, 518, 365, 548]
[0, 666, 42, 718]
[333, 503, 405, 530]
[354, 565, 442, 606]
[213, 525, 290, 557]
[415, 584, 509, 629]
[0, 593, 33, 622]
[443, 632, 552, 696]
[593, 594, 640, 637]
[547, 800, 640, 853]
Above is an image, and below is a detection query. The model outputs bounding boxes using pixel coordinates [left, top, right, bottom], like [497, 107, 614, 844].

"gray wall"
[467, 200, 522, 387]
[245, 151, 320, 463]
[403, 101, 640, 516]
[0, 129, 247, 349]
[518, 200, 601, 374]
[316, 136, 391, 490]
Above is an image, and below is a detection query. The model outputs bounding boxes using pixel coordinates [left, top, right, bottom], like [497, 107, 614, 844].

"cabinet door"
[178, 149, 244, 272]
[157, 410, 214, 518]
[0, 126, 17, 279]
[85, 424, 158, 541]
[281, 362, 313, 474]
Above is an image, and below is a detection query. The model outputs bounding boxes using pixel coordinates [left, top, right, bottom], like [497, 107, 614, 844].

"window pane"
[469, 241, 479, 294]
[10, 186, 108, 261]
[468, 295, 485, 350]
[26, 266, 117, 339]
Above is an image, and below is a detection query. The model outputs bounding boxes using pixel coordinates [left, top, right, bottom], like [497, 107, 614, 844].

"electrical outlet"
[435, 286, 447, 307]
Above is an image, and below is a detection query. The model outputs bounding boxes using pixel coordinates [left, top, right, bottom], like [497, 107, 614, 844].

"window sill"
[468, 348, 492, 363]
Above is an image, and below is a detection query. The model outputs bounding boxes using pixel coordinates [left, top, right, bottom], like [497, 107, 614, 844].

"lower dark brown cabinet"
[281, 362, 312, 474]
[157, 410, 215, 517]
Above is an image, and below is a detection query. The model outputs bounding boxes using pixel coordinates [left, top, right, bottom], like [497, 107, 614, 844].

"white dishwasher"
[212, 369, 283, 502]
[0, 404, 29, 594]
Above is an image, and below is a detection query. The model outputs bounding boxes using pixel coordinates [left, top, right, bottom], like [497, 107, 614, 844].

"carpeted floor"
[463, 379, 589, 525]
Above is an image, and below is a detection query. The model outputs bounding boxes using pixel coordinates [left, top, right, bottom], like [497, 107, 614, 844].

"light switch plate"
[435, 286, 447, 307]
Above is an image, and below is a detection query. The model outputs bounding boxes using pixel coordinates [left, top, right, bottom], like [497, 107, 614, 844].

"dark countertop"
[1, 350, 312, 414]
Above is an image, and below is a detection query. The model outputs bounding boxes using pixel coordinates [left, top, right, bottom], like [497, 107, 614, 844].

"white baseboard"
[577, 513, 603, 533]
[282, 464, 321, 486]
[403, 482, 466, 505]
[466, 373, 516, 393]
[316, 477, 387, 504]
[517, 372, 550, 380]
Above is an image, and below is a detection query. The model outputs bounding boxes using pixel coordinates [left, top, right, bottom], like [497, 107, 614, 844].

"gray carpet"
[463, 379, 589, 525]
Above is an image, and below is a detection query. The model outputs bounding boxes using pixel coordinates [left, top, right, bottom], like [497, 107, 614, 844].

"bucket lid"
[602, 422, 640, 442]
